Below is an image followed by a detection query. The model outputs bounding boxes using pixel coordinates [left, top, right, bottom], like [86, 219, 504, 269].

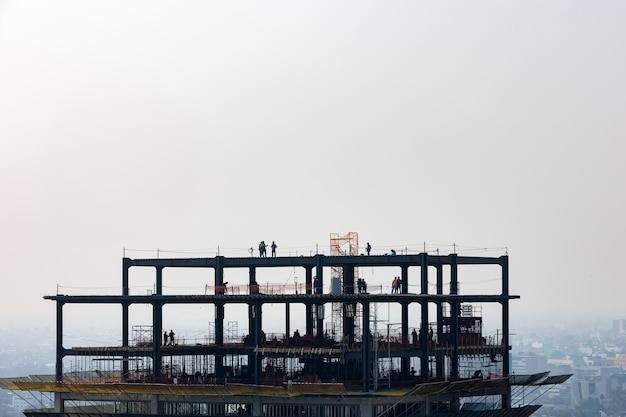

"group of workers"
[253, 241, 389, 258]
[256, 241, 278, 257]
[240, 241, 412, 295]
[163, 329, 176, 346]
[391, 276, 404, 293]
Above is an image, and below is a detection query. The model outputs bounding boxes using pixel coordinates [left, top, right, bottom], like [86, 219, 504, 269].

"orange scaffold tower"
[328, 232, 360, 338]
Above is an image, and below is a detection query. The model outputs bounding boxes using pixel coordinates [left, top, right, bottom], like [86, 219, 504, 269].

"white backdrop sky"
[1, 1, 625, 334]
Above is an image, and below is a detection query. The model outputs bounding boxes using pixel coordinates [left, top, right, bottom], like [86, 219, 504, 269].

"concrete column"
[305, 266, 313, 336]
[362, 301, 371, 392]
[215, 257, 224, 378]
[54, 392, 63, 412]
[501, 255, 511, 408]
[420, 254, 429, 380]
[122, 301, 129, 381]
[122, 259, 130, 380]
[343, 265, 355, 344]
[401, 265, 409, 378]
[421, 394, 430, 415]
[122, 257, 130, 296]
[286, 303, 291, 342]
[155, 265, 163, 295]
[359, 400, 372, 417]
[153, 300, 163, 379]
[450, 254, 459, 380]
[251, 397, 262, 417]
[247, 300, 263, 384]
[435, 264, 444, 379]
[55, 301, 63, 382]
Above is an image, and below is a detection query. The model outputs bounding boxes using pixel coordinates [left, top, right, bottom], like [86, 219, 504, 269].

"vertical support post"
[54, 392, 64, 413]
[359, 402, 372, 417]
[420, 254, 429, 380]
[343, 265, 355, 344]
[305, 266, 313, 336]
[214, 257, 224, 378]
[315, 255, 325, 341]
[253, 301, 262, 385]
[153, 299, 163, 380]
[55, 301, 64, 382]
[251, 398, 262, 417]
[362, 300, 371, 392]
[153, 266, 164, 380]
[315, 255, 324, 293]
[401, 265, 409, 378]
[305, 266, 313, 294]
[249, 266, 257, 293]
[450, 254, 459, 381]
[155, 265, 163, 295]
[317, 304, 325, 342]
[285, 303, 291, 343]
[435, 264, 444, 379]
[122, 301, 130, 381]
[122, 258, 130, 296]
[501, 255, 511, 408]
[248, 265, 258, 374]
[121, 258, 130, 382]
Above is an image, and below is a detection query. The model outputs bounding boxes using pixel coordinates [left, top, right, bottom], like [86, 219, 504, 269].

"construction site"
[0, 233, 570, 417]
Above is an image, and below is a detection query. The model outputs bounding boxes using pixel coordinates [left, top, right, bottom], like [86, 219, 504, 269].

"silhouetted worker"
[314, 275, 321, 294]
[366, 242, 371, 256]
[163, 331, 168, 346]
[391, 277, 399, 294]
[390, 249, 396, 256]
[259, 241, 267, 257]
[169, 329, 175, 346]
[412, 328, 418, 346]
[271, 241, 277, 257]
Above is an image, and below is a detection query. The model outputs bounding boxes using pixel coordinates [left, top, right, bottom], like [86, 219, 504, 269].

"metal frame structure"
[0, 251, 570, 417]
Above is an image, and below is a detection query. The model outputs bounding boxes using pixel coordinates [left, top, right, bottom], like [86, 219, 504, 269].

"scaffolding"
[329, 232, 361, 343]
[132, 325, 153, 347]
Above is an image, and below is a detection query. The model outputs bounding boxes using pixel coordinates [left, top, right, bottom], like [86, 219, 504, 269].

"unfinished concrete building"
[1, 238, 569, 417]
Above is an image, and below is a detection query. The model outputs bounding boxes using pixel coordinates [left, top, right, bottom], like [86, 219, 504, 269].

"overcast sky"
[1, 1, 624, 336]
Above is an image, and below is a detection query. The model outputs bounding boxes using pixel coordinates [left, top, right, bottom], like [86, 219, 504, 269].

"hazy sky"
[1, 1, 625, 335]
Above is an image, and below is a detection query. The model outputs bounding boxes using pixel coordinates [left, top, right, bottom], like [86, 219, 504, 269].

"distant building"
[571, 377, 592, 404]
[512, 352, 548, 375]
[613, 319, 626, 336]
[11, 394, 29, 412]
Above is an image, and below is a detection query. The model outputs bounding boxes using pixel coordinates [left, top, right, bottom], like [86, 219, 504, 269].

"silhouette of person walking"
[271, 241, 277, 257]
